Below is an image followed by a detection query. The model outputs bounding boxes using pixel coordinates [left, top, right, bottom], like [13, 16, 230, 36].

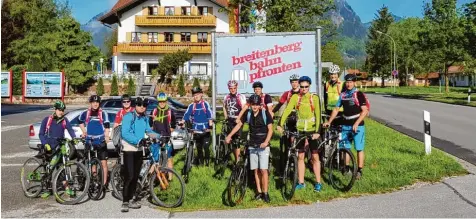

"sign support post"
[61, 70, 65, 102]
[22, 69, 26, 103]
[211, 31, 217, 156]
[9, 69, 13, 103]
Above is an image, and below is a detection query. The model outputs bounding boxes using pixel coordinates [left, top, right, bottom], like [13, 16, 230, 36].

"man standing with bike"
[120, 97, 159, 212]
[324, 65, 344, 124]
[37, 100, 77, 198]
[277, 76, 323, 192]
[324, 74, 368, 180]
[225, 94, 273, 203]
[79, 95, 111, 192]
[151, 92, 177, 179]
[182, 87, 214, 166]
[223, 80, 247, 162]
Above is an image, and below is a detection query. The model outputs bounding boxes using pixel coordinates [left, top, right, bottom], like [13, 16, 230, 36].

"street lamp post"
[100, 58, 104, 76]
[376, 30, 397, 93]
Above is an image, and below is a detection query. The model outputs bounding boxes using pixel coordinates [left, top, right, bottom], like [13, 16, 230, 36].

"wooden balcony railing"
[135, 15, 216, 27]
[116, 42, 212, 54]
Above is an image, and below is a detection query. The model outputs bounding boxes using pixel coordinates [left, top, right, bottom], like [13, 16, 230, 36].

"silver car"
[28, 108, 118, 151]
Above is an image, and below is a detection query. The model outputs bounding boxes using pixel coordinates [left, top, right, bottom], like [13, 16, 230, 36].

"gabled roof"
[447, 65, 464, 74]
[99, 0, 229, 24]
[415, 72, 440, 79]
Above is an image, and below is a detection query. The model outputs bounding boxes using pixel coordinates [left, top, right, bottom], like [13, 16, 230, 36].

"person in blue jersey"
[37, 100, 76, 198]
[181, 87, 214, 166]
[120, 97, 159, 212]
[79, 95, 111, 191]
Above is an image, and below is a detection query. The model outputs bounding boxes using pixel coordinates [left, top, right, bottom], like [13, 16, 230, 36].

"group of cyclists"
[33, 63, 368, 209]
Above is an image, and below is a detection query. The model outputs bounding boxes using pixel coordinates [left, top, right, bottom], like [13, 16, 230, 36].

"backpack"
[152, 108, 172, 124]
[225, 93, 243, 108]
[247, 108, 267, 124]
[326, 81, 342, 95]
[286, 90, 295, 103]
[192, 101, 207, 116]
[351, 90, 371, 115]
[45, 115, 66, 135]
[296, 93, 316, 112]
[85, 108, 104, 125]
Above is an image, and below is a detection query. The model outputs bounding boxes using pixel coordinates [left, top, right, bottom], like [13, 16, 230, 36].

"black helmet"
[248, 94, 261, 105]
[344, 74, 357, 82]
[89, 95, 101, 103]
[135, 97, 149, 107]
[191, 87, 202, 95]
[252, 81, 263, 88]
[121, 94, 131, 101]
[298, 76, 312, 84]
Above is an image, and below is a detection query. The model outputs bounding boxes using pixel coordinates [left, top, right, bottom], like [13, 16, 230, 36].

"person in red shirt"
[113, 94, 135, 128]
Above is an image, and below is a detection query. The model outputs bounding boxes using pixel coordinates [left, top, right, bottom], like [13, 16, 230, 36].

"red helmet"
[227, 80, 238, 88]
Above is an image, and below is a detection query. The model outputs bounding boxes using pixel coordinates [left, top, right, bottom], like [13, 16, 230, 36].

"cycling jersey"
[280, 92, 321, 133]
[151, 106, 176, 136]
[114, 107, 135, 124]
[223, 93, 246, 119]
[325, 80, 344, 111]
[336, 88, 366, 126]
[183, 100, 213, 131]
[39, 115, 76, 149]
[240, 109, 273, 146]
[79, 109, 110, 144]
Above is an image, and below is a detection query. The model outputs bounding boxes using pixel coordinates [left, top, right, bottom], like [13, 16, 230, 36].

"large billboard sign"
[24, 72, 64, 98]
[215, 32, 316, 94]
[1, 71, 11, 97]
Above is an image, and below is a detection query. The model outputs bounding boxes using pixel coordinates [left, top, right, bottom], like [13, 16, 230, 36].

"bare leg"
[311, 153, 321, 183]
[260, 169, 268, 193]
[254, 169, 262, 193]
[297, 152, 305, 184]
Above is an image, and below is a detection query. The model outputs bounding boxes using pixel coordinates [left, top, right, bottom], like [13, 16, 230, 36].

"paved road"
[367, 94, 476, 165]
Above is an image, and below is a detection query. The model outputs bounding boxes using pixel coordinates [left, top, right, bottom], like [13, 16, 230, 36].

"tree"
[365, 6, 394, 87]
[192, 77, 200, 89]
[322, 41, 344, 69]
[10, 65, 27, 95]
[207, 79, 212, 97]
[111, 74, 119, 96]
[225, 0, 334, 32]
[177, 74, 186, 96]
[419, 0, 468, 92]
[104, 28, 118, 59]
[154, 50, 192, 84]
[97, 77, 104, 96]
[127, 75, 135, 96]
[462, 1, 476, 80]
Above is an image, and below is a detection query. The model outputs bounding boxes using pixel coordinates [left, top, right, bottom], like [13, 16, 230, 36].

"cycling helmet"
[248, 94, 261, 105]
[289, 74, 300, 81]
[135, 97, 149, 107]
[252, 81, 263, 88]
[157, 92, 167, 102]
[227, 80, 238, 88]
[344, 74, 357, 82]
[191, 87, 203, 95]
[53, 100, 66, 110]
[89, 95, 101, 103]
[298, 76, 312, 84]
[329, 65, 340, 74]
[121, 94, 131, 101]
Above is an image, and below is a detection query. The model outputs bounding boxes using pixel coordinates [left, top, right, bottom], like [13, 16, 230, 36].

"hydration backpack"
[296, 93, 316, 112]
[45, 115, 66, 135]
[85, 108, 104, 125]
[340, 90, 371, 115]
[225, 93, 244, 108]
[152, 108, 172, 124]
[247, 109, 267, 124]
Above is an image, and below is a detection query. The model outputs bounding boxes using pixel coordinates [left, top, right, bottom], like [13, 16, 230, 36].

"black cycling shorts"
[296, 133, 319, 154]
[91, 142, 108, 160]
[226, 121, 242, 149]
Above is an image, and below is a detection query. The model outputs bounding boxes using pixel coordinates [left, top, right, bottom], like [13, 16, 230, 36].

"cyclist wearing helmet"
[324, 73, 368, 180]
[277, 76, 323, 192]
[120, 97, 159, 212]
[37, 100, 76, 198]
[324, 65, 343, 123]
[151, 92, 176, 177]
[182, 87, 214, 166]
[113, 94, 135, 128]
[79, 95, 111, 191]
[235, 81, 274, 124]
[225, 94, 273, 203]
[223, 80, 246, 162]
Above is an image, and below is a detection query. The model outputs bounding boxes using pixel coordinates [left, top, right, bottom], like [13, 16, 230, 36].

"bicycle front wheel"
[149, 166, 185, 208]
[52, 161, 90, 205]
[20, 157, 46, 198]
[182, 142, 194, 183]
[281, 154, 297, 201]
[214, 134, 223, 170]
[87, 158, 103, 200]
[227, 164, 247, 206]
[328, 149, 357, 192]
[110, 163, 124, 201]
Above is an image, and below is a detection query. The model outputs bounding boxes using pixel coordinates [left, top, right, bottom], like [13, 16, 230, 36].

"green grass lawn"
[162, 118, 467, 212]
[365, 86, 476, 107]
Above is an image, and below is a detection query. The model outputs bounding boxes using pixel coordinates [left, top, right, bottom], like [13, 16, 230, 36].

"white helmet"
[329, 65, 340, 74]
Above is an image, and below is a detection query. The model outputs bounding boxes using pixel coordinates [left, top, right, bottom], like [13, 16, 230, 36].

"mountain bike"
[76, 137, 104, 200]
[111, 136, 185, 208]
[280, 131, 314, 201]
[20, 138, 90, 205]
[214, 120, 240, 173]
[180, 122, 207, 183]
[226, 141, 250, 207]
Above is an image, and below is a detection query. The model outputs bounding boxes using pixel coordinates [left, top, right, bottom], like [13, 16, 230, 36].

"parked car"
[28, 108, 118, 151]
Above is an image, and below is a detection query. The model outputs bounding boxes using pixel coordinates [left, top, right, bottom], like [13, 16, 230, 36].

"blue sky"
[70, 0, 473, 24]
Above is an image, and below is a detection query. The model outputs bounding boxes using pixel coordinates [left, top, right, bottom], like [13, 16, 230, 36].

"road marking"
[1, 125, 30, 132]
[2, 151, 37, 159]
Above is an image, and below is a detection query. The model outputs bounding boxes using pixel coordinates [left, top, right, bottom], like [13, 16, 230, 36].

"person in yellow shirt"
[277, 76, 322, 192]
[324, 65, 343, 124]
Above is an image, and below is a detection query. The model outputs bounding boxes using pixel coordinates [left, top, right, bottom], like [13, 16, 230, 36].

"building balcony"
[116, 42, 211, 54]
[135, 15, 216, 27]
